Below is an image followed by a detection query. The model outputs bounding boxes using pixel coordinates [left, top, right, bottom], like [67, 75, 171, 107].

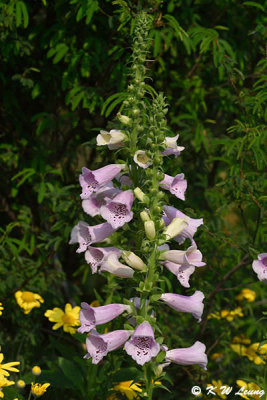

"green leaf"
[243, 1, 265, 11]
[20, 1, 29, 28]
[53, 44, 69, 64]
[15, 1, 22, 27]
[58, 358, 84, 389]
[38, 181, 46, 203]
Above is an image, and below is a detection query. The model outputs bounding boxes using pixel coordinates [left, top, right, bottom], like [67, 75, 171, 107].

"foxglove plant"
[70, 12, 208, 399]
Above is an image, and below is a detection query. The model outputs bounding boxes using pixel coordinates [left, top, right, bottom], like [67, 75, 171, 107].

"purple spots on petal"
[262, 257, 267, 267]
[132, 337, 152, 361]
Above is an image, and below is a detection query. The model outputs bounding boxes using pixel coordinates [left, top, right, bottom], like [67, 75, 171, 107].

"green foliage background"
[0, 0, 266, 399]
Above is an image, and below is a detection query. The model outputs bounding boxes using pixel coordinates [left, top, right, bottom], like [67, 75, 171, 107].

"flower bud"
[134, 187, 146, 202]
[140, 211, 150, 222]
[122, 251, 147, 271]
[164, 218, 188, 240]
[17, 380, 26, 388]
[117, 113, 131, 125]
[145, 221, 156, 240]
[32, 365, 41, 376]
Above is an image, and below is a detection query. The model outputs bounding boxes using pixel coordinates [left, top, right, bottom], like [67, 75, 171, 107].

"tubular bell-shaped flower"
[252, 253, 267, 284]
[163, 205, 203, 244]
[82, 184, 121, 217]
[133, 150, 152, 169]
[85, 246, 121, 274]
[69, 221, 116, 253]
[99, 253, 135, 278]
[165, 341, 208, 369]
[125, 322, 160, 365]
[96, 129, 126, 149]
[163, 261, 195, 288]
[84, 329, 132, 364]
[100, 190, 134, 229]
[79, 164, 125, 199]
[160, 291, 205, 322]
[78, 302, 131, 333]
[160, 245, 205, 267]
[162, 134, 185, 157]
[159, 173, 187, 200]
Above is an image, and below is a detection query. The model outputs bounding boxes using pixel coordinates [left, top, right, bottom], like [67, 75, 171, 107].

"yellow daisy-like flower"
[32, 365, 41, 376]
[44, 303, 80, 334]
[207, 380, 230, 400]
[0, 376, 15, 398]
[246, 343, 267, 365]
[31, 382, 50, 397]
[236, 380, 263, 400]
[236, 289, 256, 303]
[15, 291, 44, 315]
[0, 303, 3, 316]
[232, 334, 251, 345]
[0, 353, 20, 378]
[108, 381, 142, 400]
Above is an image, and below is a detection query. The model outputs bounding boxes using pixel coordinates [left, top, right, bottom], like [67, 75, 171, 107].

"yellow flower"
[31, 382, 50, 397]
[16, 379, 25, 388]
[236, 288, 256, 302]
[15, 291, 44, 315]
[211, 353, 223, 361]
[246, 343, 267, 365]
[0, 376, 15, 398]
[236, 380, 263, 400]
[0, 303, 3, 316]
[109, 381, 142, 400]
[44, 303, 80, 334]
[230, 344, 248, 356]
[207, 380, 230, 400]
[221, 307, 243, 321]
[32, 366, 41, 376]
[232, 334, 251, 345]
[0, 353, 20, 378]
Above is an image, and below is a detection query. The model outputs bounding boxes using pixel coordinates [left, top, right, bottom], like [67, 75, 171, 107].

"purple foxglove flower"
[163, 205, 203, 244]
[165, 341, 208, 370]
[160, 291, 204, 322]
[96, 129, 126, 150]
[79, 164, 125, 199]
[78, 302, 131, 333]
[69, 221, 116, 253]
[133, 150, 152, 169]
[99, 253, 134, 278]
[162, 134, 185, 157]
[252, 253, 267, 284]
[159, 173, 187, 200]
[164, 261, 195, 288]
[124, 322, 160, 365]
[160, 245, 205, 267]
[100, 190, 134, 229]
[84, 329, 132, 364]
[82, 185, 121, 217]
[85, 246, 121, 274]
